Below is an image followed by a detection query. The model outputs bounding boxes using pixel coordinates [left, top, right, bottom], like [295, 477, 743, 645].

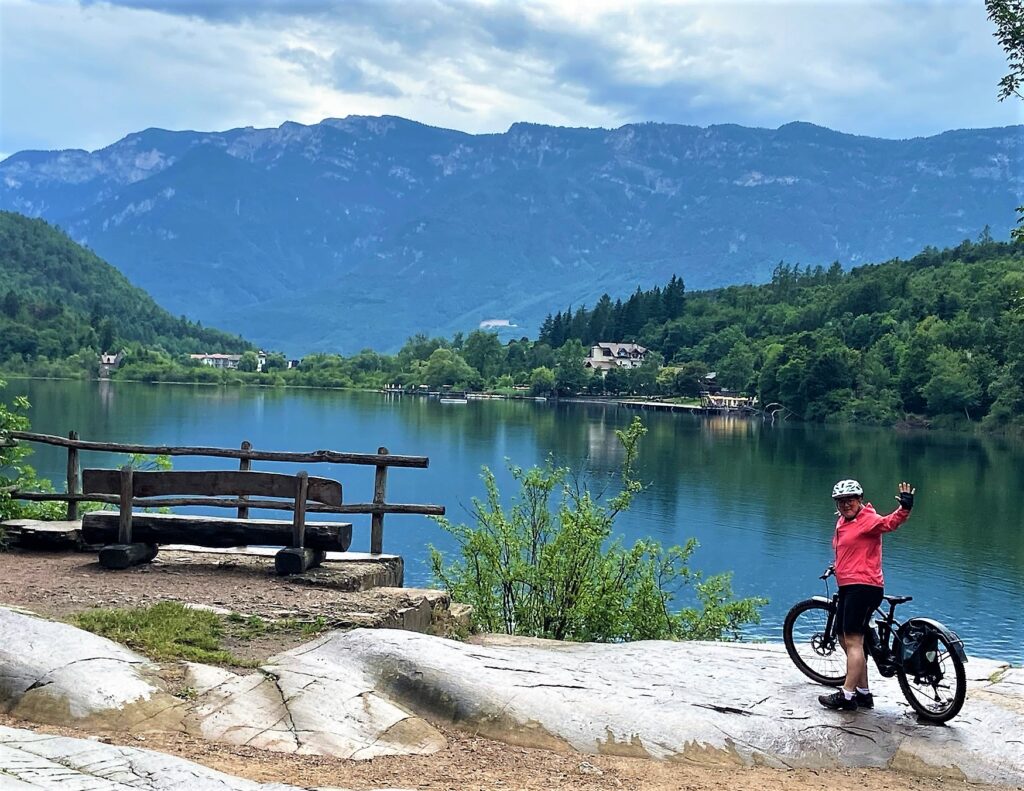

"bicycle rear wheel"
[783, 599, 846, 686]
[897, 630, 967, 723]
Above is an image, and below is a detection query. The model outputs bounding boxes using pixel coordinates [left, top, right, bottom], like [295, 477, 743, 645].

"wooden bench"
[80, 467, 351, 575]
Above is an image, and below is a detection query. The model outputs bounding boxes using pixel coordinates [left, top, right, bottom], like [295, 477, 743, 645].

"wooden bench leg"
[274, 547, 325, 576]
[98, 543, 159, 570]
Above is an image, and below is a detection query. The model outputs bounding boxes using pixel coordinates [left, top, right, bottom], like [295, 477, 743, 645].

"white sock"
[856, 687, 870, 695]
[842, 688, 855, 700]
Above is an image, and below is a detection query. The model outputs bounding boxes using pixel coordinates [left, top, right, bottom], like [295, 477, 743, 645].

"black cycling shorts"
[836, 584, 884, 636]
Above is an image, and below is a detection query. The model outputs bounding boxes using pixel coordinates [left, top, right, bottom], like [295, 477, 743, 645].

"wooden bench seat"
[81, 512, 352, 551]
[81, 467, 348, 574]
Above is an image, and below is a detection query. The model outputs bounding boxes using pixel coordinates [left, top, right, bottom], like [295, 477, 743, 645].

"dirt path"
[0, 713, 989, 791]
[0, 548, 1011, 791]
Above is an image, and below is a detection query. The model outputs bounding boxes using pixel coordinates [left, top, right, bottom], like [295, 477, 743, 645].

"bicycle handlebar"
[819, 565, 835, 580]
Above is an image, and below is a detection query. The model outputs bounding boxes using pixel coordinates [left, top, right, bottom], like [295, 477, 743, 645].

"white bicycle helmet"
[832, 479, 863, 499]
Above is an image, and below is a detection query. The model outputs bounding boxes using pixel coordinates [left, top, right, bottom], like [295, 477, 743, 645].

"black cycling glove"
[896, 491, 914, 510]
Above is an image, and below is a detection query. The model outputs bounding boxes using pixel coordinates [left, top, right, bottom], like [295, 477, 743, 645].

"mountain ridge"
[2, 116, 1020, 354]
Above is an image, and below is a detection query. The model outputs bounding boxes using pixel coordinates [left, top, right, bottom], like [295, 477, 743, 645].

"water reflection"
[4, 379, 1022, 662]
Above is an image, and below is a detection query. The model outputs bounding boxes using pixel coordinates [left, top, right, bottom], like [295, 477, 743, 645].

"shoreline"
[4, 373, 1015, 435]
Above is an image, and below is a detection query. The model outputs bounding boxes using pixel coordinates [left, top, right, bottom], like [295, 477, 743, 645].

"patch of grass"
[69, 602, 255, 666]
[225, 612, 329, 640]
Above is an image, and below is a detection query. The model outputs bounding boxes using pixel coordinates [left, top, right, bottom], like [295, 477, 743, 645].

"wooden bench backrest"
[83, 469, 342, 506]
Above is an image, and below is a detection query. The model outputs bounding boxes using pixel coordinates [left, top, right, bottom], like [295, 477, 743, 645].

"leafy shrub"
[431, 417, 766, 642]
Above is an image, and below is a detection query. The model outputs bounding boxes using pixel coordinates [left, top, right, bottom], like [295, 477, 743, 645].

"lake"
[3, 378, 1022, 663]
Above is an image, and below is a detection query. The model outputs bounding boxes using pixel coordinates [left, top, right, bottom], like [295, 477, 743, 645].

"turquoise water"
[4, 379, 1022, 662]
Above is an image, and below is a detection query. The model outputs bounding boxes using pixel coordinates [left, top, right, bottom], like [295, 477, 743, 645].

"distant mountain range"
[1, 116, 1020, 354]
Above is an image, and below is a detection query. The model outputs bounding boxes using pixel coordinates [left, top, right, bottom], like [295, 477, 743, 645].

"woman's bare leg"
[841, 633, 868, 691]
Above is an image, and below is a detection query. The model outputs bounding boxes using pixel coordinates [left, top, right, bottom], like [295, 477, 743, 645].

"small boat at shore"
[439, 397, 469, 404]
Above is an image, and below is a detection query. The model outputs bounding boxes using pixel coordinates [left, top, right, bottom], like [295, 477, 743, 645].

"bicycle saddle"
[884, 594, 913, 604]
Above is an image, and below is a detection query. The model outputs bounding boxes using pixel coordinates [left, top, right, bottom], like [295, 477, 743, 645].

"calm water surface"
[4, 379, 1022, 662]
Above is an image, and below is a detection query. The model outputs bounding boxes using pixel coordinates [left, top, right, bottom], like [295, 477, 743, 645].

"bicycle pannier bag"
[898, 623, 940, 677]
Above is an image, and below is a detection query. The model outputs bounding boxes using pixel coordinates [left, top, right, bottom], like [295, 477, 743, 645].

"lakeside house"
[190, 353, 242, 370]
[190, 351, 268, 372]
[584, 342, 649, 372]
[98, 351, 125, 378]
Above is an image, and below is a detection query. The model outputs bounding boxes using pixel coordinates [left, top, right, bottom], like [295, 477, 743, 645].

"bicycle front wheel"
[783, 599, 846, 686]
[897, 631, 967, 723]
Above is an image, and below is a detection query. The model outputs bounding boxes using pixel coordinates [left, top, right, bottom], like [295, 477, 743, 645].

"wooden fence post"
[237, 440, 251, 519]
[118, 464, 133, 544]
[370, 447, 388, 554]
[66, 430, 79, 521]
[292, 471, 309, 549]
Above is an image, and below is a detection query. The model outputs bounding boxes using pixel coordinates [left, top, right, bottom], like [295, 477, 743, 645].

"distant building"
[286, 359, 301, 370]
[191, 351, 268, 372]
[479, 319, 515, 330]
[98, 351, 125, 378]
[584, 342, 649, 372]
[190, 353, 242, 370]
[700, 371, 722, 394]
[701, 393, 758, 410]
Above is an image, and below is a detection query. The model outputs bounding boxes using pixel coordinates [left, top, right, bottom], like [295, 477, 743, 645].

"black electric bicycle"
[782, 566, 968, 723]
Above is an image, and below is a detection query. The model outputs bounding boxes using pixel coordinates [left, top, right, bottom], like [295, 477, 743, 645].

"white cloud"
[1, 0, 1020, 156]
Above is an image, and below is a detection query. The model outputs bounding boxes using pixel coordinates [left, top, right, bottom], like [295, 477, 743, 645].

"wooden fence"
[4, 430, 444, 554]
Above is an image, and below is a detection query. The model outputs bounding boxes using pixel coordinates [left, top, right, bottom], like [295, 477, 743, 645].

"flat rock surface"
[0, 607, 1019, 789]
[0, 607, 183, 732]
[184, 637, 447, 758]
[0, 724, 410, 790]
[327, 629, 1023, 786]
[0, 607, 444, 761]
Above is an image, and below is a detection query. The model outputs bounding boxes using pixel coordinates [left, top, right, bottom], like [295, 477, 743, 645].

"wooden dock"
[616, 399, 704, 413]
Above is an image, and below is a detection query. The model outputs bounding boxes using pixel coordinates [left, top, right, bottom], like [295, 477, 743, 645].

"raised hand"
[896, 481, 915, 510]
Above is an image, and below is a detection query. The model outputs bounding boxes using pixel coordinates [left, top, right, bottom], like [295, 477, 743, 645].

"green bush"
[431, 417, 766, 642]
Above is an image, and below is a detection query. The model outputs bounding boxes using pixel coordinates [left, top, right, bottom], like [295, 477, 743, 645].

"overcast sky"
[1, 0, 1020, 159]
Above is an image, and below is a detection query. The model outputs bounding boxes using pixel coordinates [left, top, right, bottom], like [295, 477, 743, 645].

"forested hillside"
[0, 212, 251, 375]
[537, 235, 1024, 427]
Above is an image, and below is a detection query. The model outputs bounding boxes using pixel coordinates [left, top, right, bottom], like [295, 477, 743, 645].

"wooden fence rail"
[3, 430, 443, 554]
[7, 431, 430, 468]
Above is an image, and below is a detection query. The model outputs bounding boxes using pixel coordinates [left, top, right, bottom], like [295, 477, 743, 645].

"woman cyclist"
[819, 479, 915, 711]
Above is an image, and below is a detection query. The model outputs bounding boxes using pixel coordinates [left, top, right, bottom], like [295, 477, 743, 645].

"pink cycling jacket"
[832, 502, 910, 587]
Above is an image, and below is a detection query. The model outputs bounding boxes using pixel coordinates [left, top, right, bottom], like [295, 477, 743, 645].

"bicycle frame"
[814, 574, 903, 678]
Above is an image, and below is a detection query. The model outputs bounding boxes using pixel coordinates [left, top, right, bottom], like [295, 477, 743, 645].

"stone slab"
[0, 607, 444, 761]
[0, 607, 183, 732]
[0, 724, 413, 790]
[325, 629, 1024, 786]
[0, 521, 82, 550]
[160, 546, 404, 589]
[185, 634, 446, 759]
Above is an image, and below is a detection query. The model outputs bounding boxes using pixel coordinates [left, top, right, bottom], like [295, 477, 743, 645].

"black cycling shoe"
[818, 690, 858, 711]
[855, 691, 874, 709]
